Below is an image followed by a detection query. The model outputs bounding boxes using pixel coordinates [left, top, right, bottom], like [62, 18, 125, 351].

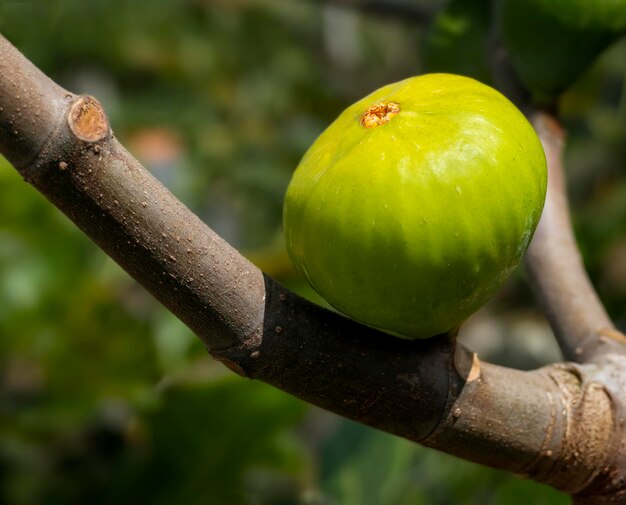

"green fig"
[500, 0, 626, 105]
[283, 74, 547, 339]
[423, 0, 492, 83]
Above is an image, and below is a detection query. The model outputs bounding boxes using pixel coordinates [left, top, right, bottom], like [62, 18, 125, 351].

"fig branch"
[1, 34, 625, 501]
[485, 0, 626, 364]
[525, 112, 626, 363]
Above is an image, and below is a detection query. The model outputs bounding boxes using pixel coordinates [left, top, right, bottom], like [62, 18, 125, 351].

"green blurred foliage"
[499, 0, 626, 105]
[423, 0, 492, 82]
[317, 420, 567, 505]
[0, 0, 624, 503]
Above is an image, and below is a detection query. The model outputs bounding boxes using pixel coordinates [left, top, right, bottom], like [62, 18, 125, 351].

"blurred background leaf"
[0, 0, 624, 503]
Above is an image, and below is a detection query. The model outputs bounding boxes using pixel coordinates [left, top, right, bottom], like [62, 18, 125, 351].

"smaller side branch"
[525, 112, 626, 362]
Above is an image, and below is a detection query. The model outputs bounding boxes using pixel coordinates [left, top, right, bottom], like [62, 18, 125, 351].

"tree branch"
[525, 112, 626, 363]
[487, 16, 626, 364]
[1, 33, 625, 500]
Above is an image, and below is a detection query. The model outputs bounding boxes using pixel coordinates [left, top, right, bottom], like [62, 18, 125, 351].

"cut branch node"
[67, 95, 109, 143]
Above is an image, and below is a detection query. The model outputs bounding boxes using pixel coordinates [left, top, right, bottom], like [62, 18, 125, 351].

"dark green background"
[1, 0, 625, 503]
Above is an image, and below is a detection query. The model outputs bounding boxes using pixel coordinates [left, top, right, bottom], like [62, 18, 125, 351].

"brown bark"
[525, 113, 625, 363]
[1, 33, 626, 502]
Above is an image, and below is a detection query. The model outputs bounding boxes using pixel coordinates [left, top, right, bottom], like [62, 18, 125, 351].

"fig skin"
[500, 0, 626, 105]
[283, 74, 547, 339]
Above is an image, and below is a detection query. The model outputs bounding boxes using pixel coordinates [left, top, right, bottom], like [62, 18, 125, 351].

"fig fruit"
[283, 74, 547, 339]
[500, 0, 626, 105]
